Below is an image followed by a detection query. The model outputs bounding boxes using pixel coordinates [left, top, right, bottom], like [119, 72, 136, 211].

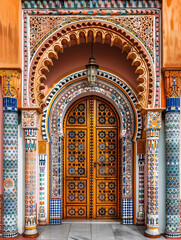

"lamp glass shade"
[86, 57, 99, 86]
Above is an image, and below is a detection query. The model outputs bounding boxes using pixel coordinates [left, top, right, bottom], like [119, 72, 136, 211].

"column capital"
[0, 69, 21, 98]
[164, 70, 181, 99]
[22, 110, 40, 129]
[142, 110, 162, 130]
[38, 141, 47, 155]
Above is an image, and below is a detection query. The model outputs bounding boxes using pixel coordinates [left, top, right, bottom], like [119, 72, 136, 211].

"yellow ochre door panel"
[64, 96, 120, 219]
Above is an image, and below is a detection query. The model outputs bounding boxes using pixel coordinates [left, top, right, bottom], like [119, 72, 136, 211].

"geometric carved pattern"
[28, 20, 154, 110]
[23, 9, 161, 109]
[29, 16, 154, 60]
[64, 96, 119, 219]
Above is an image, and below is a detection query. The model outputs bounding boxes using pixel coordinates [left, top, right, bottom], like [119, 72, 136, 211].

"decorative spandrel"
[64, 96, 119, 219]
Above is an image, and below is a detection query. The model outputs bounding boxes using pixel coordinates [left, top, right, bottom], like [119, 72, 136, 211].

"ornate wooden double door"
[64, 96, 120, 219]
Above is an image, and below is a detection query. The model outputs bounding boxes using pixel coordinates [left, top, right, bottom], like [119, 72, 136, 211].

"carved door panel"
[64, 99, 89, 218]
[64, 97, 119, 219]
[94, 99, 119, 218]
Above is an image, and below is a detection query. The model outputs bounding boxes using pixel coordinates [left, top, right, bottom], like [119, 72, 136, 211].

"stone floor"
[0, 222, 166, 240]
[37, 222, 166, 240]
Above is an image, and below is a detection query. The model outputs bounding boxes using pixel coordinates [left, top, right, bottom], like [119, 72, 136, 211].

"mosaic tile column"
[0, 70, 20, 238]
[0, 195, 2, 235]
[136, 154, 145, 225]
[144, 111, 161, 238]
[38, 141, 47, 225]
[22, 110, 40, 238]
[164, 71, 181, 239]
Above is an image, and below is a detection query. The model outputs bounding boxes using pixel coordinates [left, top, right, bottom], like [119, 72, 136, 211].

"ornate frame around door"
[41, 70, 142, 224]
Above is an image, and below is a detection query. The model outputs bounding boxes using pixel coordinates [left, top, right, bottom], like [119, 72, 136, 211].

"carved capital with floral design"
[22, 110, 40, 129]
[0, 69, 21, 98]
[141, 109, 162, 131]
[164, 71, 181, 99]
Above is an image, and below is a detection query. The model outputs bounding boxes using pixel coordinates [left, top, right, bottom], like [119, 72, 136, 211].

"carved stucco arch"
[29, 19, 155, 111]
[42, 69, 142, 143]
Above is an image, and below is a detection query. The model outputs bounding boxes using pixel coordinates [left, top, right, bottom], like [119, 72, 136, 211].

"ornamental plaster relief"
[29, 16, 154, 60]
[22, 110, 40, 129]
[29, 21, 153, 110]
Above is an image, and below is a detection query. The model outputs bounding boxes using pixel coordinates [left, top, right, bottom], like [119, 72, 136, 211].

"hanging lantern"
[86, 39, 99, 86]
[86, 56, 99, 86]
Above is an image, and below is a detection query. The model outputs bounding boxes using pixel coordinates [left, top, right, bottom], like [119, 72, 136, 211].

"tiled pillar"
[164, 71, 181, 239]
[0, 195, 2, 236]
[38, 141, 47, 225]
[144, 111, 161, 238]
[136, 154, 145, 225]
[22, 110, 40, 238]
[0, 70, 20, 238]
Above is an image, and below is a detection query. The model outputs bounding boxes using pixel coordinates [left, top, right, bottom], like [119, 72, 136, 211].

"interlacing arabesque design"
[29, 21, 155, 111]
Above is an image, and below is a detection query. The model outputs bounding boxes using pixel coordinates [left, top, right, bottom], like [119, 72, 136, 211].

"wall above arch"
[22, 10, 161, 111]
[30, 21, 154, 110]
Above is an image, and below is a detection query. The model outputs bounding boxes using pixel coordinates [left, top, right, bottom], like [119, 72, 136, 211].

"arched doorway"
[63, 96, 120, 219]
[42, 72, 141, 224]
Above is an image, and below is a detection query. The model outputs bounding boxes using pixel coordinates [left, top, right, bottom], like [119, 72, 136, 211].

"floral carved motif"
[30, 16, 154, 59]
[22, 110, 40, 129]
[0, 69, 20, 98]
[164, 71, 181, 99]
[29, 21, 154, 111]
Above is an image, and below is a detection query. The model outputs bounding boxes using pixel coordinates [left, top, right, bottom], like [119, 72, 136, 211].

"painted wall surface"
[0, 0, 22, 68]
[18, 123, 25, 234]
[45, 43, 138, 94]
[158, 120, 166, 233]
[163, 0, 181, 68]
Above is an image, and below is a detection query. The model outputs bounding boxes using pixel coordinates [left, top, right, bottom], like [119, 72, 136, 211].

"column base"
[23, 227, 39, 238]
[38, 218, 47, 226]
[2, 231, 19, 238]
[165, 232, 181, 239]
[145, 228, 161, 238]
[136, 217, 145, 225]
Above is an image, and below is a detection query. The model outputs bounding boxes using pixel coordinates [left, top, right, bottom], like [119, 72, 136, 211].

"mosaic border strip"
[22, 0, 162, 9]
